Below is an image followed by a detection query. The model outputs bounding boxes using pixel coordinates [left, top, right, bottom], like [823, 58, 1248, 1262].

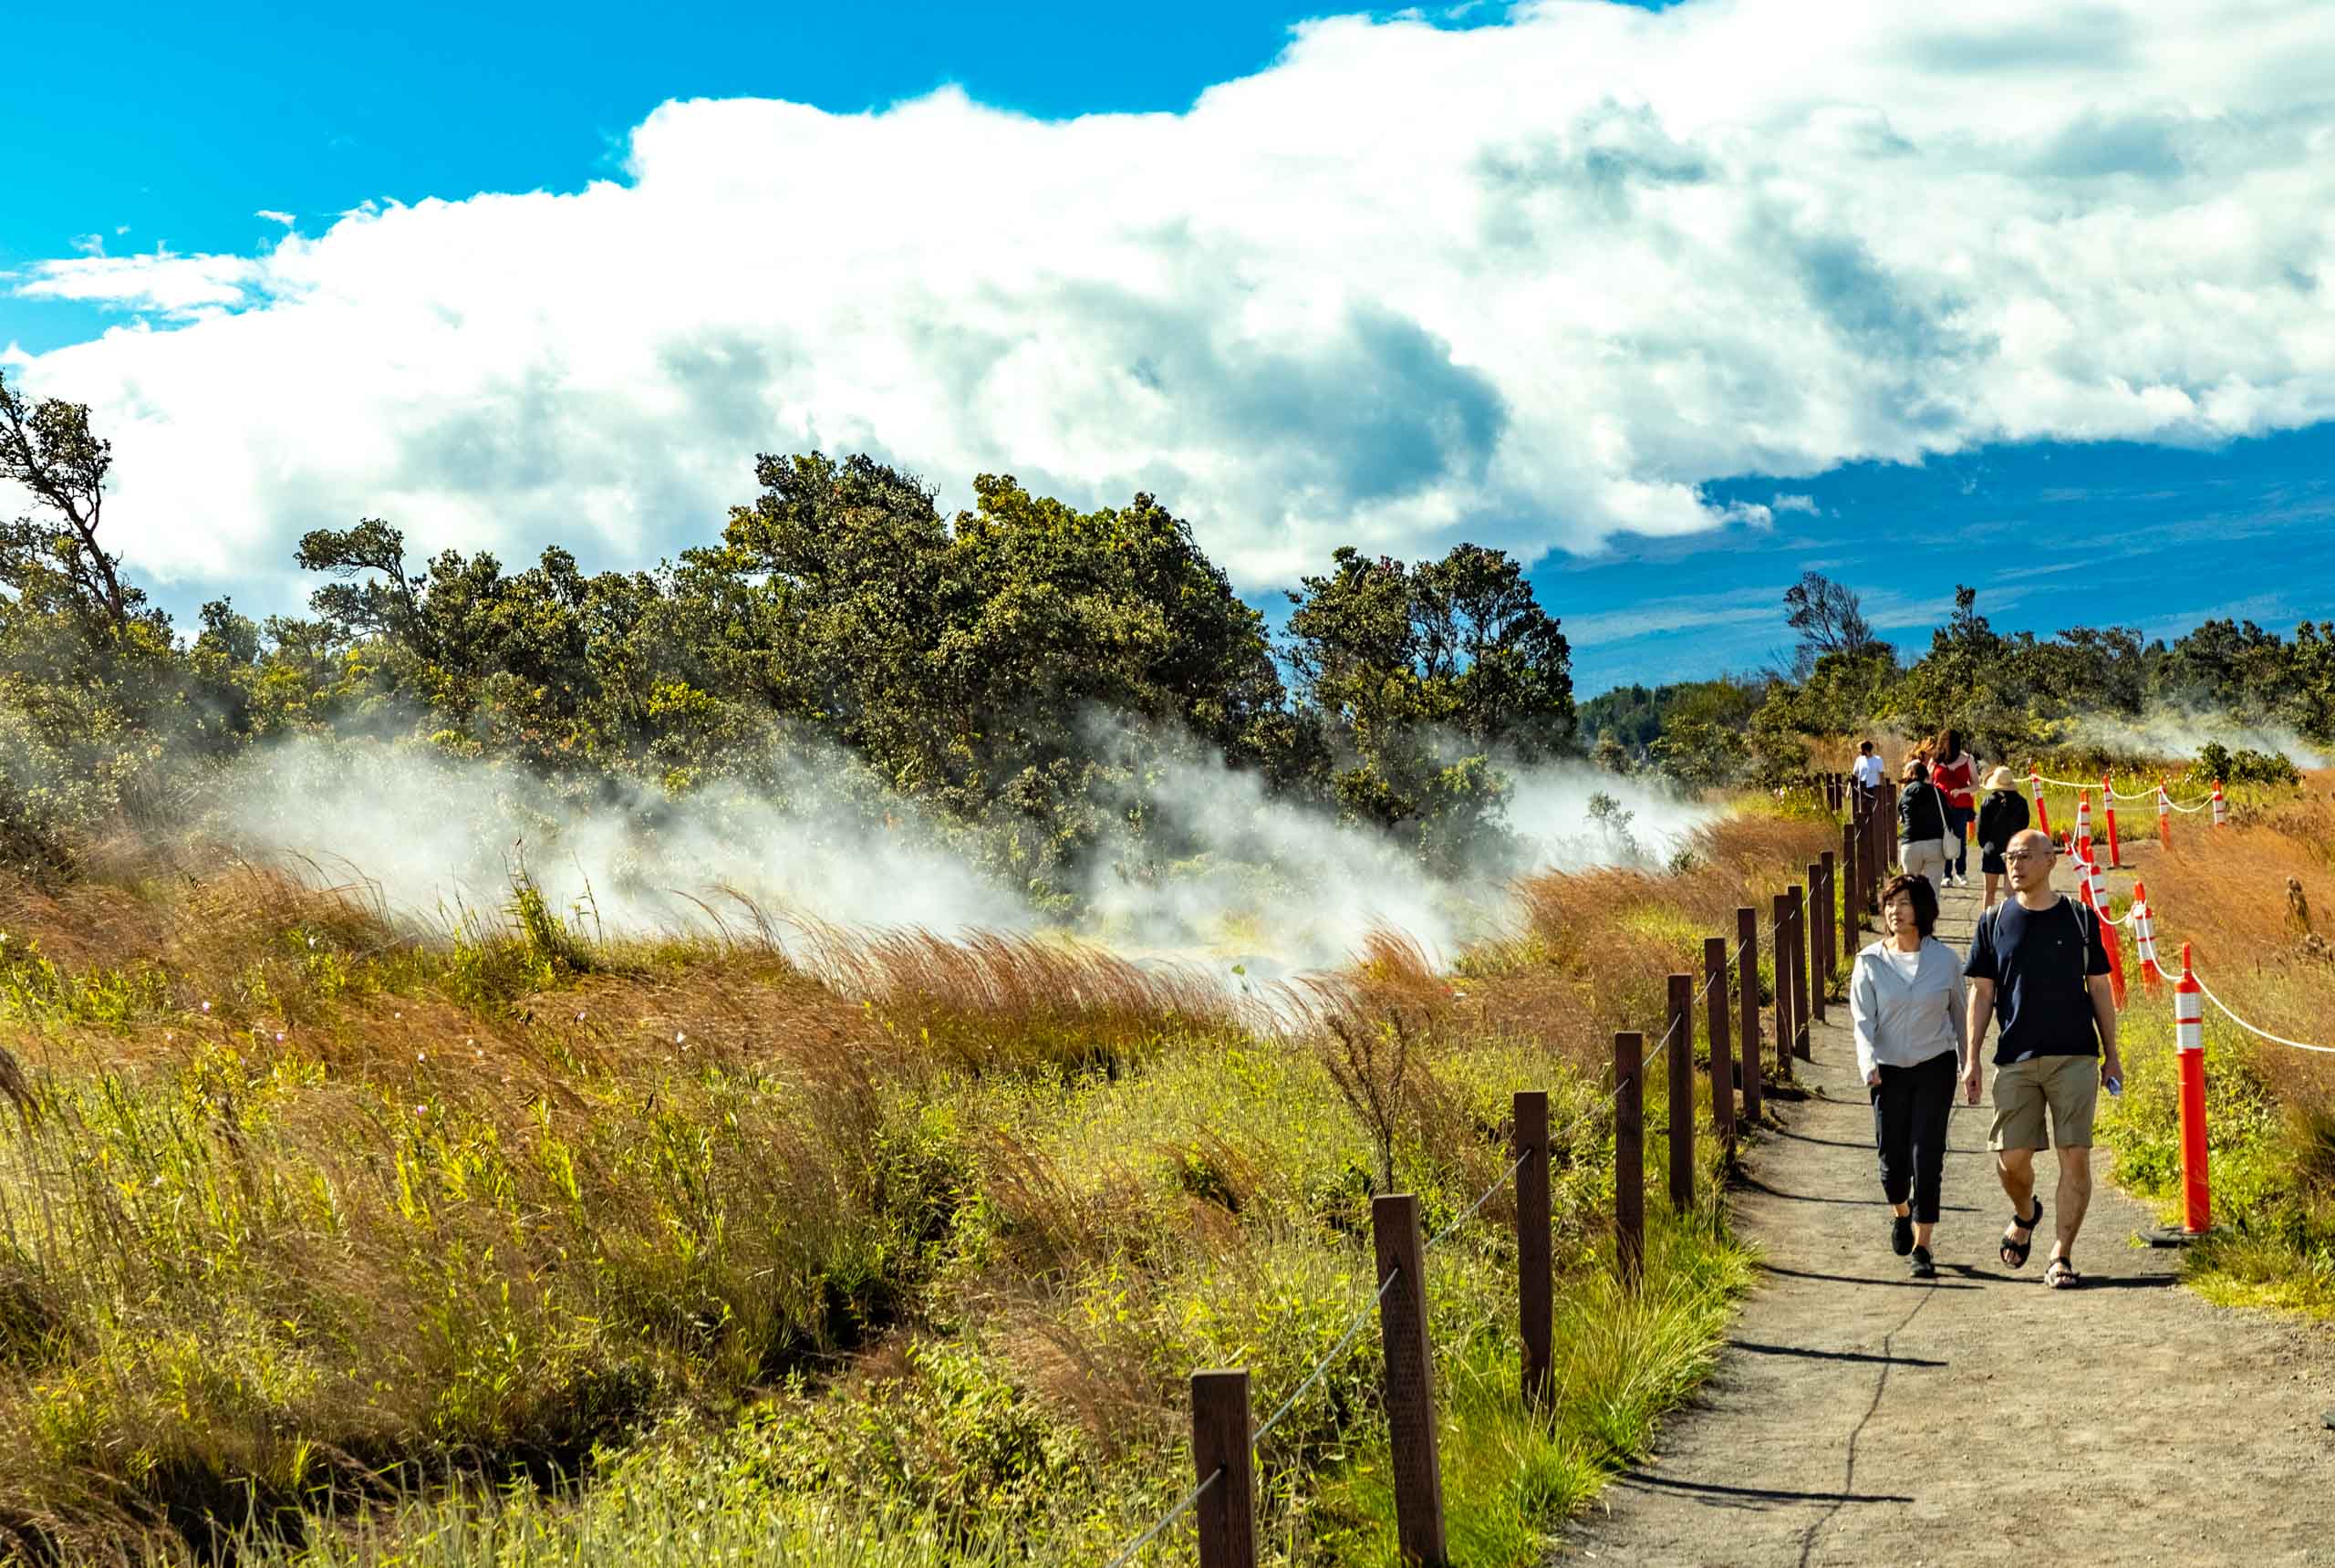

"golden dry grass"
[0, 805, 1821, 1563]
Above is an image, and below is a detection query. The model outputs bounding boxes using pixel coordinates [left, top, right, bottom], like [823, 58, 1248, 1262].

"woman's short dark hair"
[1902, 759, 1929, 783]
[1879, 873, 1938, 938]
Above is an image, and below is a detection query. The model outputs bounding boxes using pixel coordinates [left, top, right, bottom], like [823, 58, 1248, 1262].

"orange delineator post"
[2029, 767, 2050, 837]
[2102, 773, 2122, 869]
[2130, 878, 2163, 994]
[2173, 943, 2211, 1235]
[2078, 837, 2128, 1010]
[2157, 779, 2173, 853]
[2211, 780, 2228, 828]
[2075, 788, 2092, 846]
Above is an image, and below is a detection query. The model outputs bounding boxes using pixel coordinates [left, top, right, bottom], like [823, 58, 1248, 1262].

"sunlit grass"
[0, 808, 1821, 1563]
[2096, 772, 2335, 1319]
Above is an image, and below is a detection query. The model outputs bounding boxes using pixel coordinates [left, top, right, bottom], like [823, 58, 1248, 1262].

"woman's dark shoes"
[1892, 1213, 1915, 1256]
[1910, 1245, 1936, 1279]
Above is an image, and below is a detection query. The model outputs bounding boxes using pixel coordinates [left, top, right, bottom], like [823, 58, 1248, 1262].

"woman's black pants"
[1872, 1050, 1957, 1223]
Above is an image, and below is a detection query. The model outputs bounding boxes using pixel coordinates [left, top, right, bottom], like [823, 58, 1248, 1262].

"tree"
[0, 367, 136, 628]
[1283, 543, 1573, 863]
[296, 518, 427, 647]
[1781, 571, 1879, 678]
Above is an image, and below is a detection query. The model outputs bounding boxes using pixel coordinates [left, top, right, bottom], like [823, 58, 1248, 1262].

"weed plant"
[0, 806, 1833, 1564]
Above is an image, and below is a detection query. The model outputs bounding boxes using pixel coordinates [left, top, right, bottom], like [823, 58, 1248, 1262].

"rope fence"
[1099, 777, 1884, 1566]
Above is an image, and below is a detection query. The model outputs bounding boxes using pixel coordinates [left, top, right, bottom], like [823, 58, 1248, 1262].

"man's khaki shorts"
[1989, 1054, 2100, 1150]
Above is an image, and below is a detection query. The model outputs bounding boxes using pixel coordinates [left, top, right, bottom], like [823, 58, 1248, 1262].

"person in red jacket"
[1929, 728, 1977, 888]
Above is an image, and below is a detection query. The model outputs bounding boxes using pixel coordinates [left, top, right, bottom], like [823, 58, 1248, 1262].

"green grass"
[2098, 1004, 2335, 1318]
[0, 815, 1831, 1564]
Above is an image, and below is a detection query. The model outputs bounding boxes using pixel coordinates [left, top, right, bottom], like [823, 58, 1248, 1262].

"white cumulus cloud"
[5, 0, 2335, 609]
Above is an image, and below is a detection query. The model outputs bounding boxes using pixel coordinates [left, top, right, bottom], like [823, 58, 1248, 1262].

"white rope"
[2189, 969, 2335, 1055]
[2029, 771, 2210, 807]
[2136, 888, 2335, 1057]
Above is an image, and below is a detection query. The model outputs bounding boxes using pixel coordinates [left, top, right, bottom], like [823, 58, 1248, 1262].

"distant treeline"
[1, 375, 1574, 893]
[5, 370, 2324, 893]
[1581, 577, 2333, 784]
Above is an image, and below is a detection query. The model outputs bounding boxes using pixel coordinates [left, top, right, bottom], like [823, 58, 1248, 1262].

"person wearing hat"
[1975, 764, 2030, 909]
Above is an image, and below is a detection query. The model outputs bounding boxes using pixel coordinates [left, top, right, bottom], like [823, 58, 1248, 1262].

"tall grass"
[2098, 774, 2335, 1316]
[0, 810, 1822, 1563]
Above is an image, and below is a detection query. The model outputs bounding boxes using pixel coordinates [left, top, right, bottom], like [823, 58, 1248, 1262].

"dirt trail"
[1563, 867, 2335, 1566]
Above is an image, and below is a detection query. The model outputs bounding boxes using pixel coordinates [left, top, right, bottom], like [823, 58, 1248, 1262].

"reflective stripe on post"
[2173, 943, 2211, 1235]
[2030, 767, 2051, 837]
[2131, 877, 2162, 992]
[2076, 788, 2092, 846]
[2212, 780, 2228, 827]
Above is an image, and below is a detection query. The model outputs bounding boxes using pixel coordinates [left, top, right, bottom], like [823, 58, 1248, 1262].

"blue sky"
[3, 0, 1419, 353]
[5, 0, 2330, 696]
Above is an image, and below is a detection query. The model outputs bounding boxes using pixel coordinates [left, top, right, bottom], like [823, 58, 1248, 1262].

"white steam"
[213, 734, 1716, 981]
[2047, 709, 2327, 771]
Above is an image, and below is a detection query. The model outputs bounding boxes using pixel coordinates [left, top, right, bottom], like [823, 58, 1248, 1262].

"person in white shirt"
[1852, 740, 1886, 795]
[1850, 871, 1979, 1277]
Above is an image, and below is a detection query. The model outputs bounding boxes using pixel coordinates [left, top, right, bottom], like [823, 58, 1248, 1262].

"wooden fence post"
[1790, 886, 1811, 1059]
[1513, 1090, 1551, 1408]
[1841, 820, 1860, 964]
[1882, 782, 1900, 874]
[1819, 851, 1837, 995]
[1191, 1371, 1255, 1568]
[1613, 1032, 1645, 1288]
[1734, 907, 1761, 1123]
[1704, 936, 1735, 1159]
[1804, 862, 1827, 1023]
[1666, 972, 1694, 1212]
[1372, 1193, 1447, 1564]
[1769, 893, 1794, 1080]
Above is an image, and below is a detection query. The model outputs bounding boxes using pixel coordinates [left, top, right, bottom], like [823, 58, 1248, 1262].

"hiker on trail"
[1962, 826, 2123, 1289]
[1929, 729, 1978, 889]
[1851, 872, 1976, 1280]
[1974, 766, 2030, 910]
[1895, 760, 1953, 897]
[1852, 740, 1886, 798]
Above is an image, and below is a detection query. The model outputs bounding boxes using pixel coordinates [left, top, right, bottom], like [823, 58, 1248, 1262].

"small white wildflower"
[201, 1001, 212, 1013]
[417, 1052, 426, 1063]
[675, 1031, 686, 1044]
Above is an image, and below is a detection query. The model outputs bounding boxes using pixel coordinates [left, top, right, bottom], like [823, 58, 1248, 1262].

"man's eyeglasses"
[2002, 849, 2049, 862]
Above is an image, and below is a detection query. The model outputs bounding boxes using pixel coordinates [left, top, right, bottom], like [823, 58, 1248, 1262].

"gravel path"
[1562, 866, 2335, 1566]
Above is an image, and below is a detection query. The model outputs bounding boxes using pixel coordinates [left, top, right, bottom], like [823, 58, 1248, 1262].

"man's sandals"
[2044, 1255, 2082, 1289]
[1999, 1198, 2045, 1269]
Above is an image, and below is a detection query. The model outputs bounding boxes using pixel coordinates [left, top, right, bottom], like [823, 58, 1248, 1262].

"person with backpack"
[1962, 827, 2123, 1289]
[1974, 765, 2030, 909]
[1895, 759, 1952, 898]
[1929, 729, 1978, 888]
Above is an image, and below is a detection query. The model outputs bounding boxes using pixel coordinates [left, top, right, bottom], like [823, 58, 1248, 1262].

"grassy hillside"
[0, 808, 1835, 1564]
[2098, 774, 2335, 1317]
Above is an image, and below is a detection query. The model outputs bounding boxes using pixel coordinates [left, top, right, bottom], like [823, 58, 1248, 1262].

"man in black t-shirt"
[1963, 828, 2122, 1288]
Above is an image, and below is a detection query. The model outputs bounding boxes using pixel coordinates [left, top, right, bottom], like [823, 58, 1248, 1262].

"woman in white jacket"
[1850, 872, 1979, 1278]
